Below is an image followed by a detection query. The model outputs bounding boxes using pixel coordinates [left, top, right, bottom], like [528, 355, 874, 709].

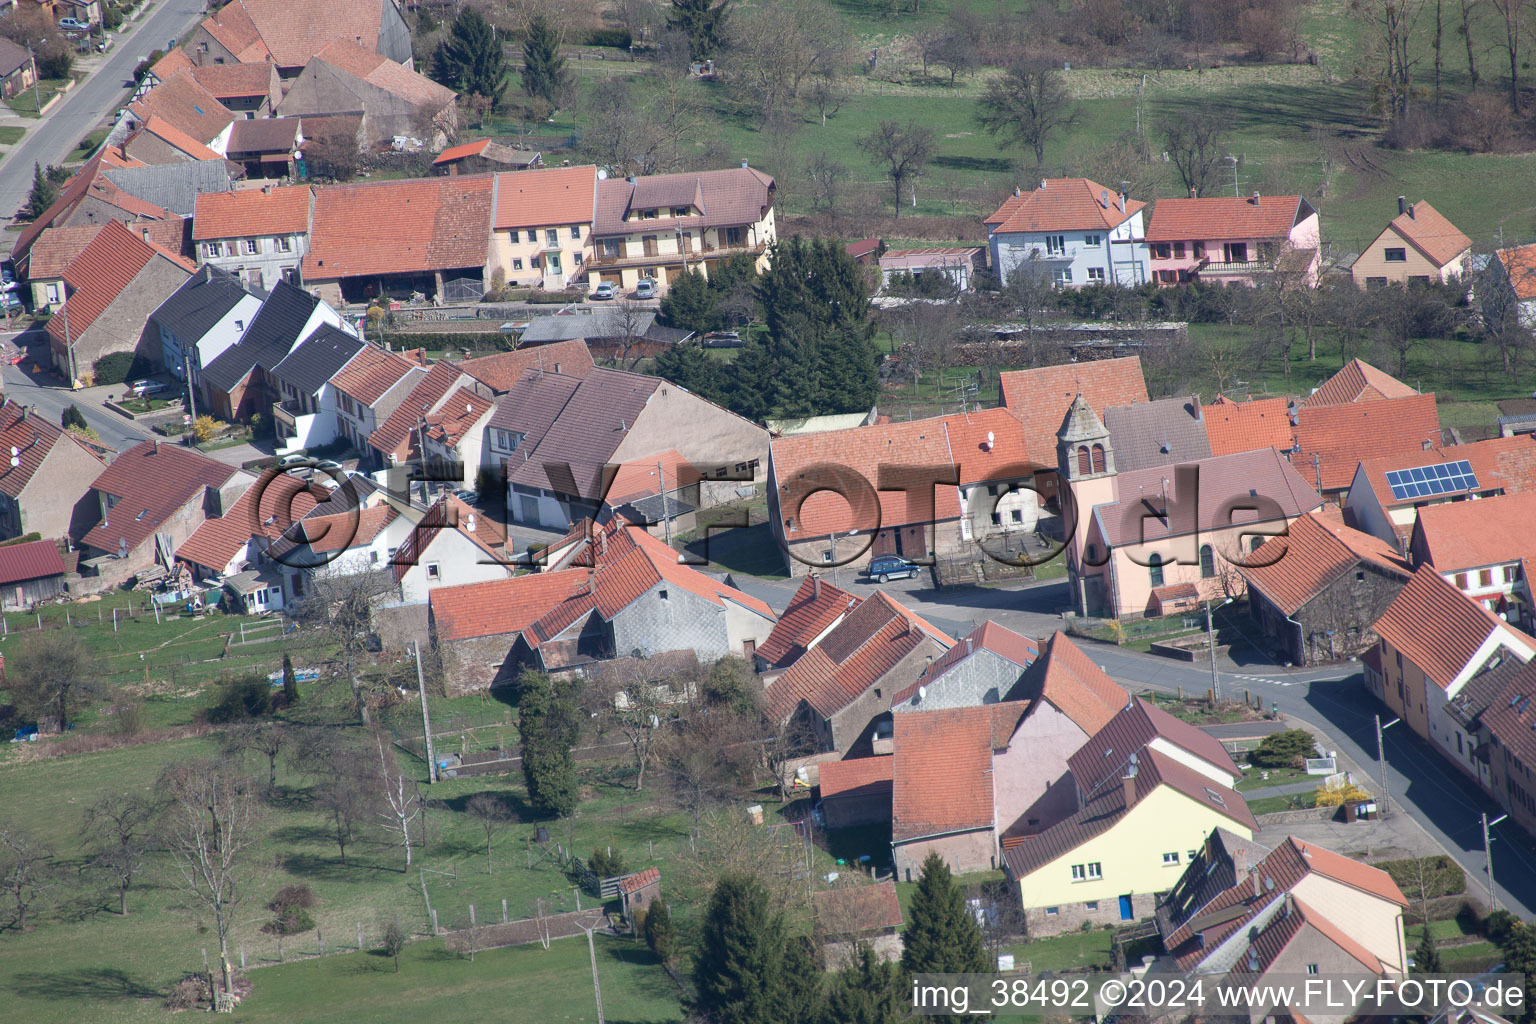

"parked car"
[58, 17, 89, 31]
[128, 379, 168, 396]
[277, 453, 308, 468]
[633, 278, 656, 300]
[313, 459, 345, 473]
[866, 554, 921, 584]
[453, 489, 478, 504]
[590, 282, 615, 301]
[0, 292, 21, 311]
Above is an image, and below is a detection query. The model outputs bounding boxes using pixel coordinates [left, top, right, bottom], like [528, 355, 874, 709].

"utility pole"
[413, 640, 438, 783]
[582, 922, 606, 1024]
[657, 459, 670, 547]
[1484, 812, 1508, 911]
[1205, 600, 1221, 701]
[1375, 715, 1399, 818]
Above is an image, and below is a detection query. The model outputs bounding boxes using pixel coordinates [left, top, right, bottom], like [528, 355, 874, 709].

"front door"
[871, 529, 898, 557]
[1118, 895, 1133, 921]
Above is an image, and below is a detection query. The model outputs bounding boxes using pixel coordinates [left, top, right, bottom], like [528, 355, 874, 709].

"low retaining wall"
[1255, 806, 1340, 825]
[1150, 639, 1231, 662]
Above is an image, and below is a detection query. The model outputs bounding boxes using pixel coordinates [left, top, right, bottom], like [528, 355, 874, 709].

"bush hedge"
[92, 352, 153, 386]
[379, 331, 510, 353]
[585, 28, 632, 47]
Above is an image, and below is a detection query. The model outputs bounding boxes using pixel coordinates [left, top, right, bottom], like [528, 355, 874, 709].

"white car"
[58, 17, 89, 30]
[633, 279, 656, 300]
[128, 379, 168, 396]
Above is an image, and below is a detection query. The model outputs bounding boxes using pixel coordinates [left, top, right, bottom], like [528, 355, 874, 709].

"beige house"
[1059, 395, 1323, 619]
[1352, 198, 1472, 288]
[588, 165, 776, 295]
[488, 166, 598, 291]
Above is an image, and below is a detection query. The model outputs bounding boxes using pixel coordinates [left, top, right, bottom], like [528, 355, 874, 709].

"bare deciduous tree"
[858, 120, 934, 217]
[1163, 105, 1227, 199]
[976, 58, 1077, 167]
[82, 793, 155, 915]
[610, 296, 652, 371]
[727, 0, 846, 122]
[375, 733, 420, 869]
[586, 661, 678, 790]
[805, 151, 849, 214]
[222, 721, 289, 790]
[314, 750, 376, 865]
[0, 820, 57, 931]
[465, 792, 514, 871]
[288, 567, 395, 724]
[159, 759, 259, 997]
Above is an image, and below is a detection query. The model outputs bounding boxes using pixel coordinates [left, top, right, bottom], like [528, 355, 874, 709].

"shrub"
[191, 414, 223, 443]
[108, 700, 143, 737]
[1313, 782, 1370, 807]
[102, 6, 123, 29]
[588, 847, 625, 878]
[1250, 728, 1318, 768]
[0, 533, 43, 547]
[37, 49, 72, 80]
[61, 405, 86, 430]
[205, 674, 271, 723]
[1484, 908, 1516, 943]
[585, 28, 632, 47]
[92, 352, 153, 386]
[525, 290, 585, 304]
[1377, 855, 1468, 899]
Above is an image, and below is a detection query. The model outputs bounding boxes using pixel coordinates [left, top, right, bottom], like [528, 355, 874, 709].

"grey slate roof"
[519, 311, 658, 345]
[271, 323, 365, 396]
[150, 265, 257, 346]
[102, 160, 237, 217]
[201, 280, 321, 393]
[504, 368, 661, 498]
[1102, 396, 1212, 473]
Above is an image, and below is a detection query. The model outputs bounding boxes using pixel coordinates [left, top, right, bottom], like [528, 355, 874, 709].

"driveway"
[0, 328, 150, 451]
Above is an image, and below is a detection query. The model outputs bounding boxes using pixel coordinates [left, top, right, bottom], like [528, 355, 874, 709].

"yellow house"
[1002, 747, 1255, 935]
[587, 164, 776, 296]
[1351, 198, 1471, 288]
[1057, 394, 1322, 619]
[488, 166, 598, 291]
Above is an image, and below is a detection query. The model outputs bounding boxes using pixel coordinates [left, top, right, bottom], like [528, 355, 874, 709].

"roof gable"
[193, 184, 310, 241]
[1291, 393, 1443, 491]
[1373, 565, 1521, 689]
[892, 704, 1012, 841]
[494, 166, 598, 229]
[46, 221, 166, 345]
[81, 441, 241, 554]
[1381, 201, 1471, 268]
[1146, 195, 1311, 242]
[459, 338, 595, 392]
[1204, 395, 1295, 457]
[1241, 508, 1411, 616]
[1302, 359, 1417, 408]
[999, 357, 1149, 465]
[1009, 630, 1130, 733]
[985, 178, 1143, 234]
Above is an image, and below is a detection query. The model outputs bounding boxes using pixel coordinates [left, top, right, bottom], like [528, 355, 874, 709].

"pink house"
[1145, 193, 1321, 287]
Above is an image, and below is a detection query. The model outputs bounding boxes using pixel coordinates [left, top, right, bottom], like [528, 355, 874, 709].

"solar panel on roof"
[1385, 459, 1477, 501]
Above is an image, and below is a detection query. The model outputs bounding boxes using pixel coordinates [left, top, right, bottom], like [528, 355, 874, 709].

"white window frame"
[1045, 234, 1066, 255]
[277, 236, 292, 253]
[1087, 267, 1106, 282]
[243, 238, 259, 255]
[1084, 234, 1102, 247]
[1086, 862, 1102, 879]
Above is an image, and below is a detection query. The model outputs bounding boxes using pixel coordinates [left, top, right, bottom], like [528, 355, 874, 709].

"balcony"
[1199, 259, 1272, 275]
[272, 401, 302, 430]
[585, 240, 767, 270]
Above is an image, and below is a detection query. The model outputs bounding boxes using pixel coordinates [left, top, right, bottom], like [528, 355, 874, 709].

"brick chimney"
[1249, 191, 1261, 205]
[812, 575, 821, 599]
[1397, 196, 1406, 216]
[1122, 773, 1135, 808]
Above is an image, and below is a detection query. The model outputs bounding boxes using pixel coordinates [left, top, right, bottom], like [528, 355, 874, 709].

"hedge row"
[379, 332, 511, 352]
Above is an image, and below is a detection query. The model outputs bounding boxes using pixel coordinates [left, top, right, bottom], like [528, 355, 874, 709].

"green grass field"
[0, 125, 25, 146]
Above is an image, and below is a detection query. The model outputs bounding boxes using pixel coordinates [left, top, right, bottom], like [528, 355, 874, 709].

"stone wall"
[1022, 891, 1159, 938]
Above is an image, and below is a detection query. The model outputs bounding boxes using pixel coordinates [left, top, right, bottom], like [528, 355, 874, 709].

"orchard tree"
[9, 629, 94, 730]
[81, 793, 155, 915]
[975, 57, 1077, 166]
[858, 120, 933, 217]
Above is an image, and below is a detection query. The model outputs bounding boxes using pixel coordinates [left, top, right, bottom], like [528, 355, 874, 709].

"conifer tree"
[281, 653, 298, 705]
[694, 874, 790, 1024]
[658, 268, 718, 334]
[667, 0, 731, 60]
[521, 15, 565, 105]
[1415, 926, 1442, 974]
[24, 163, 56, 221]
[823, 945, 906, 1024]
[517, 670, 580, 817]
[642, 899, 676, 963]
[652, 341, 727, 406]
[431, 8, 507, 110]
[902, 852, 987, 976]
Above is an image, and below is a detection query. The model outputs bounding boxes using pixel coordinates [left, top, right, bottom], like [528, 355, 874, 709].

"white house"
[269, 324, 366, 455]
[274, 503, 415, 605]
[983, 177, 1150, 288]
[420, 387, 497, 490]
[393, 494, 515, 604]
[148, 266, 264, 381]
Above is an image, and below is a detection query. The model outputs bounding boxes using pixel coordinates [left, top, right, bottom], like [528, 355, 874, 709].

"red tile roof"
[366, 361, 468, 460]
[1372, 565, 1526, 690]
[1412, 490, 1536, 572]
[136, 115, 224, 161]
[0, 401, 103, 499]
[757, 575, 861, 668]
[1242, 509, 1411, 616]
[1068, 696, 1240, 798]
[302, 175, 494, 280]
[128, 71, 236, 145]
[81, 441, 239, 555]
[46, 220, 172, 347]
[459, 339, 594, 392]
[148, 48, 196, 82]
[772, 406, 1032, 537]
[1203, 395, 1295, 457]
[392, 493, 509, 583]
[1354, 435, 1536, 510]
[237, 0, 390, 68]
[1381, 201, 1472, 268]
[176, 472, 320, 571]
[494, 166, 599, 229]
[1002, 747, 1254, 875]
[1302, 358, 1418, 408]
[894, 620, 1039, 707]
[998, 357, 1148, 467]
[193, 185, 311, 241]
[817, 755, 893, 800]
[199, 0, 272, 63]
[0, 539, 66, 584]
[435, 139, 492, 164]
[1015, 631, 1130, 733]
[593, 166, 774, 236]
[285, 503, 397, 554]
[984, 178, 1143, 233]
[1290, 393, 1442, 492]
[812, 880, 903, 933]
[1497, 244, 1536, 301]
[765, 591, 952, 721]
[423, 388, 491, 447]
[312, 39, 456, 109]
[430, 571, 591, 641]
[617, 866, 660, 894]
[329, 346, 418, 404]
[189, 61, 278, 99]
[892, 704, 1010, 841]
[1146, 195, 1313, 242]
[23, 225, 104, 281]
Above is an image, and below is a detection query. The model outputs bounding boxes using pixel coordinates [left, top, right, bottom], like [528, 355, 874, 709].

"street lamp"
[1375, 715, 1399, 818]
[1484, 812, 1509, 911]
[1206, 596, 1233, 701]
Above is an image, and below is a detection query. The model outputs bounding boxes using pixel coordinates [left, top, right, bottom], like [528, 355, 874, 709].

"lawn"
[116, 396, 177, 414]
[0, 125, 25, 146]
[65, 126, 108, 163]
[8, 78, 70, 118]
[1004, 927, 1115, 974]
[1235, 766, 1313, 792]
[1245, 790, 1321, 815]
[232, 934, 682, 1023]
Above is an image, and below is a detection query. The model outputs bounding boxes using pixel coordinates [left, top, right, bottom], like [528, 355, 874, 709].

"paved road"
[0, 0, 209, 219]
[725, 568, 1536, 921]
[0, 329, 149, 450]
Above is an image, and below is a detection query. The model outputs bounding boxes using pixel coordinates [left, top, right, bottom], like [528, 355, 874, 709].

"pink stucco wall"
[992, 704, 1088, 834]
